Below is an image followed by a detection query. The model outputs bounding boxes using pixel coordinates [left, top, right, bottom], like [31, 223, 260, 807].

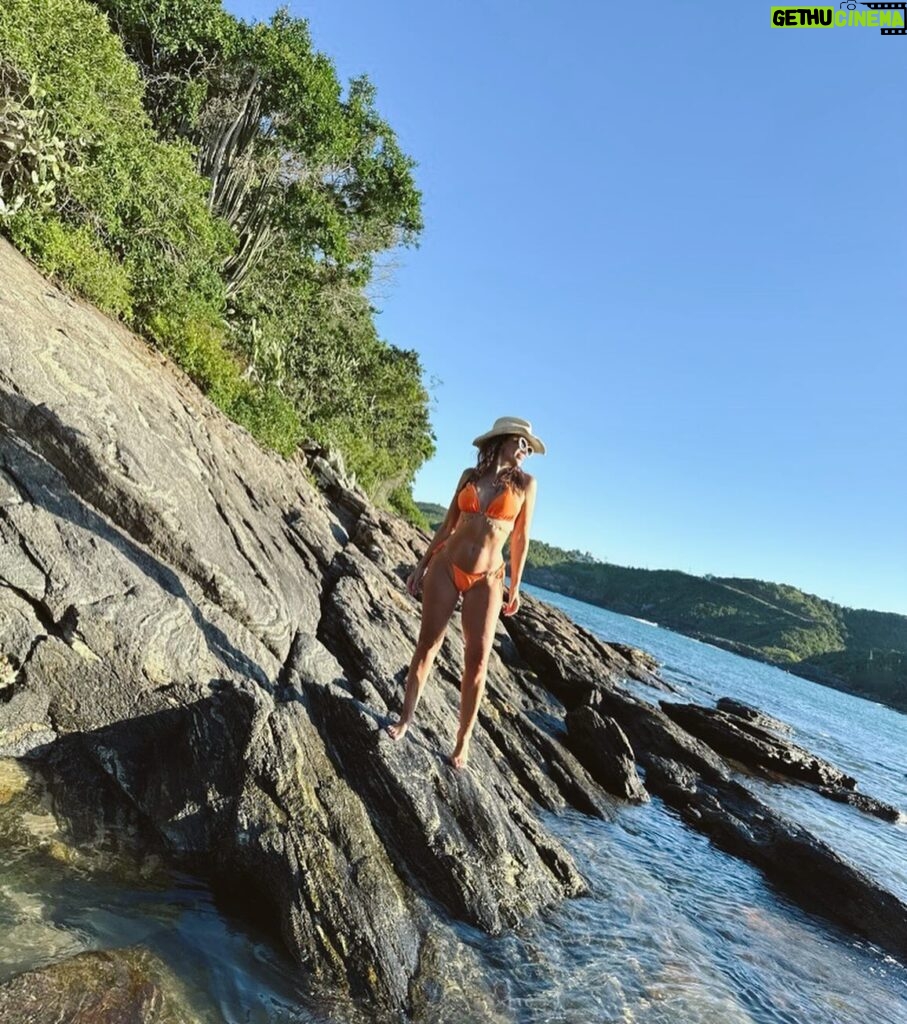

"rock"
[309, 678, 586, 933]
[642, 764, 907, 965]
[660, 701, 856, 790]
[816, 786, 903, 823]
[565, 706, 648, 802]
[660, 701, 902, 823]
[0, 757, 30, 804]
[495, 606, 907, 963]
[221, 690, 423, 1007]
[0, 239, 609, 1019]
[0, 947, 199, 1023]
[715, 697, 792, 735]
[588, 688, 730, 783]
[500, 596, 663, 707]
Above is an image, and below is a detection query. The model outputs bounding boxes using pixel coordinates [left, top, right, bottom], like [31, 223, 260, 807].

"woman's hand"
[502, 586, 521, 616]
[407, 564, 426, 597]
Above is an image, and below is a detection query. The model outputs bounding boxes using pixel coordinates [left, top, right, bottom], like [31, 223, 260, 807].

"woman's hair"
[468, 436, 528, 493]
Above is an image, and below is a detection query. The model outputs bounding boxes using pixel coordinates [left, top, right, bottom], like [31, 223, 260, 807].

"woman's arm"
[407, 469, 470, 595]
[503, 476, 537, 616]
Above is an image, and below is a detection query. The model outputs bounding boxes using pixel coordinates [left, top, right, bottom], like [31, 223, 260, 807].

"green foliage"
[92, 0, 239, 136]
[0, 0, 231, 324]
[228, 383, 302, 457]
[0, 65, 72, 218]
[525, 539, 600, 568]
[147, 310, 302, 456]
[236, 246, 434, 498]
[798, 647, 907, 711]
[841, 607, 907, 651]
[1, 0, 431, 494]
[85, 0, 431, 502]
[416, 502, 448, 531]
[389, 487, 429, 530]
[7, 209, 132, 314]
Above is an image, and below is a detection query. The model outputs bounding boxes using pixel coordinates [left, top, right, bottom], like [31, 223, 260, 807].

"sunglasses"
[515, 436, 533, 455]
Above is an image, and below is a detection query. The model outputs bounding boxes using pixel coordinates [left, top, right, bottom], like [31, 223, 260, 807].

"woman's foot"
[448, 737, 470, 769]
[386, 718, 411, 741]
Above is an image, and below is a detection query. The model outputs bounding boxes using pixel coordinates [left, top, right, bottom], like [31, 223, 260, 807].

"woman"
[387, 416, 545, 768]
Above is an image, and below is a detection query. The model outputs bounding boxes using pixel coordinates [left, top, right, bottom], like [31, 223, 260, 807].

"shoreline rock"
[0, 948, 200, 1024]
[0, 239, 620, 1018]
[660, 700, 857, 789]
[2, 237, 906, 1015]
[660, 699, 902, 822]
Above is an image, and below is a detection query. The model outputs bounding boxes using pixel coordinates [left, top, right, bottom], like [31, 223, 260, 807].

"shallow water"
[2, 589, 906, 1022]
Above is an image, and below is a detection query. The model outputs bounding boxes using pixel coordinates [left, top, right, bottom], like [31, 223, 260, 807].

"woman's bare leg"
[450, 572, 505, 767]
[387, 556, 460, 739]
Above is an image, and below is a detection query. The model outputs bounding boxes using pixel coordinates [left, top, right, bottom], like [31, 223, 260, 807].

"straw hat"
[472, 416, 546, 455]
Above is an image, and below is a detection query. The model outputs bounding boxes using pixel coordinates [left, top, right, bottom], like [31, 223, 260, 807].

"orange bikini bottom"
[434, 542, 506, 594]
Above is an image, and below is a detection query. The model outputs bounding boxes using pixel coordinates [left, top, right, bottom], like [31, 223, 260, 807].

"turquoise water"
[2, 587, 906, 1022]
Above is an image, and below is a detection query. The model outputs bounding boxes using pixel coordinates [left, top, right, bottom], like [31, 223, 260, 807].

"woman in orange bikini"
[386, 416, 544, 768]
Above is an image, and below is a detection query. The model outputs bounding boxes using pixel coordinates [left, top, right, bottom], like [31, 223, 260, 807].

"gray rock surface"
[658, 700, 902, 821]
[0, 240, 625, 1018]
[660, 700, 856, 789]
[715, 696, 792, 735]
[564, 706, 648, 802]
[2, 238, 906, 1014]
[501, 597, 664, 707]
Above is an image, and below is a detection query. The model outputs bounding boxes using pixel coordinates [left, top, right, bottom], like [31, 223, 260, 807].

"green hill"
[416, 503, 907, 713]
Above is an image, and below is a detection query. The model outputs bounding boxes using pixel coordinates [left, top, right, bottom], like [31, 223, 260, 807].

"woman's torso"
[444, 473, 524, 573]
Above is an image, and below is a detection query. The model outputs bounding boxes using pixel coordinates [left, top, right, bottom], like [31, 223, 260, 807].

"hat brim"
[472, 428, 546, 455]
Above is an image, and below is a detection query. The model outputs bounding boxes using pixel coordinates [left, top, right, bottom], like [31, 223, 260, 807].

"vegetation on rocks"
[0, 0, 433, 511]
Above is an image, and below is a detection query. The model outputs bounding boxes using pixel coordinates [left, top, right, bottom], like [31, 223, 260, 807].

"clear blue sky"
[230, 1, 906, 615]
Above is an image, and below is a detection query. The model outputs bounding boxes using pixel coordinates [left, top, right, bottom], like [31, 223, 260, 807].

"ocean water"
[1, 586, 906, 1023]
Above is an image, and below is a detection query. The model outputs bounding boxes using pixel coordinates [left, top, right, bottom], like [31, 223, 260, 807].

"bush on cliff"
[89, 0, 433, 501]
[0, 0, 435, 505]
[0, 0, 299, 454]
[0, 0, 231, 320]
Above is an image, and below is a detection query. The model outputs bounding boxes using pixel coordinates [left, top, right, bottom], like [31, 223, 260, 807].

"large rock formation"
[661, 699, 902, 821]
[0, 240, 618, 1018]
[1, 238, 906, 1015]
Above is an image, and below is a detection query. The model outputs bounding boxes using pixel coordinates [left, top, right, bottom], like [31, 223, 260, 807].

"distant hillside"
[416, 503, 907, 713]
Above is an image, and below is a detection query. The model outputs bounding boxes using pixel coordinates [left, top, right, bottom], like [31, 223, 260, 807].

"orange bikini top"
[457, 481, 521, 522]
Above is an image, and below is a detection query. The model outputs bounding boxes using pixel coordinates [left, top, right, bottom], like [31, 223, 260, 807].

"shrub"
[0, 0, 232, 332]
[7, 209, 132, 314]
[0, 65, 72, 218]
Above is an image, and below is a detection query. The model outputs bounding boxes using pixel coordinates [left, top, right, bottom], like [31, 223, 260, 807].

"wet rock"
[588, 688, 729, 783]
[309, 678, 585, 933]
[565, 706, 648, 802]
[643, 765, 907, 964]
[0, 758, 30, 805]
[660, 701, 856, 790]
[501, 597, 664, 707]
[221, 690, 423, 1008]
[642, 755, 700, 799]
[715, 697, 792, 735]
[816, 787, 903, 823]
[661, 700, 902, 822]
[0, 947, 199, 1023]
[0, 239, 605, 1020]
